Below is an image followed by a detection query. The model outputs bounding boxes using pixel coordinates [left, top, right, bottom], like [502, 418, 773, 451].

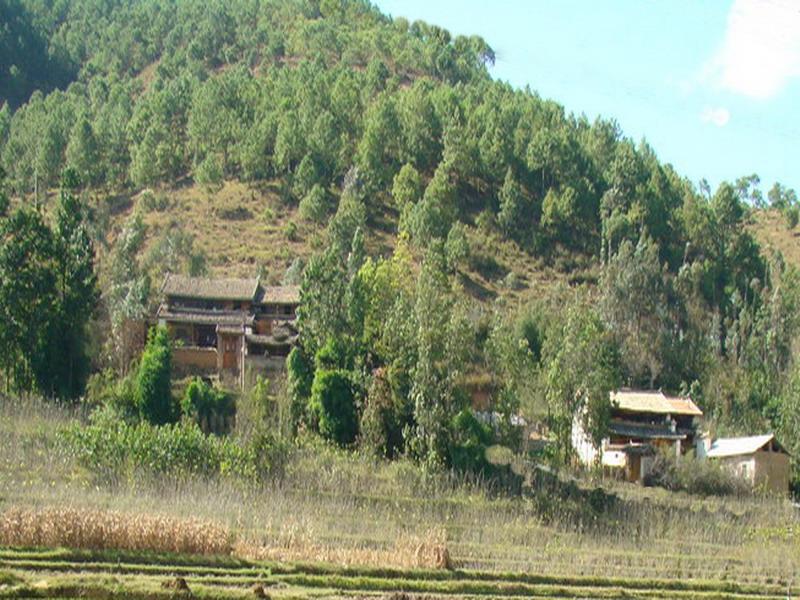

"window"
[196, 325, 217, 348]
[270, 345, 290, 357]
[172, 326, 192, 345]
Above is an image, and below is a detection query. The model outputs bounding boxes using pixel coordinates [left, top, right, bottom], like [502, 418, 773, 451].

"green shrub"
[195, 153, 223, 191]
[287, 346, 313, 430]
[61, 419, 285, 484]
[644, 452, 750, 496]
[299, 184, 330, 223]
[315, 337, 352, 371]
[139, 189, 168, 211]
[448, 409, 494, 475]
[445, 222, 470, 272]
[135, 327, 176, 425]
[291, 154, 319, 199]
[391, 163, 422, 209]
[282, 257, 305, 285]
[784, 205, 799, 230]
[309, 369, 357, 446]
[180, 378, 235, 435]
[84, 368, 138, 422]
[359, 368, 403, 458]
[475, 209, 495, 232]
[284, 220, 298, 241]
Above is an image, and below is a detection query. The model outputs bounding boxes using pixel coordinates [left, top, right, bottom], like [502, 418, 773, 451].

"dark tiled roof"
[162, 274, 259, 302]
[246, 331, 299, 347]
[606, 443, 657, 456]
[217, 325, 246, 334]
[257, 285, 300, 305]
[609, 420, 687, 441]
[157, 306, 254, 327]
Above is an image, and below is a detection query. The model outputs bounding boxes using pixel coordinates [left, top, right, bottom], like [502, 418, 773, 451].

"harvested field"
[2, 397, 798, 596]
[0, 547, 793, 599]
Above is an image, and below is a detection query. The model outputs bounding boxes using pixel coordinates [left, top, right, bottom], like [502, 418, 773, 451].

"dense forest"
[1, 0, 799, 489]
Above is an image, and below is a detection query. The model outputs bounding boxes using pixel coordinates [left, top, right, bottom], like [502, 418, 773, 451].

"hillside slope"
[1, 0, 799, 481]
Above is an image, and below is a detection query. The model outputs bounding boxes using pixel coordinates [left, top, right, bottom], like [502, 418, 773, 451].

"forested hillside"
[1, 0, 799, 488]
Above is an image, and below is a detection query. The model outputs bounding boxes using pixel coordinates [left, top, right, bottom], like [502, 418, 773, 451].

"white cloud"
[704, 0, 800, 99]
[701, 106, 731, 127]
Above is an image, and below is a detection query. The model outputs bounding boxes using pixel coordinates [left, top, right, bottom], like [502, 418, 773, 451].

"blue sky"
[374, 0, 800, 195]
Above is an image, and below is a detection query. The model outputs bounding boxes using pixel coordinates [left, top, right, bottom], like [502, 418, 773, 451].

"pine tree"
[65, 115, 99, 186]
[46, 169, 98, 398]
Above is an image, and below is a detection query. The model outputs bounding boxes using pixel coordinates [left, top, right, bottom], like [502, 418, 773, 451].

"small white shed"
[702, 434, 790, 494]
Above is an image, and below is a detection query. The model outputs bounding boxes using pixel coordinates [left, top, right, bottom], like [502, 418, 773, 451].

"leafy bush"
[287, 346, 313, 430]
[195, 153, 223, 191]
[180, 378, 235, 434]
[292, 154, 320, 200]
[314, 337, 352, 371]
[135, 327, 176, 425]
[282, 257, 305, 285]
[284, 220, 298, 241]
[139, 189, 168, 212]
[448, 409, 494, 475]
[84, 368, 138, 422]
[299, 184, 330, 223]
[644, 452, 750, 497]
[784, 205, 799, 230]
[359, 368, 403, 458]
[445, 222, 470, 272]
[309, 369, 357, 446]
[392, 163, 422, 208]
[61, 418, 285, 484]
[262, 206, 275, 223]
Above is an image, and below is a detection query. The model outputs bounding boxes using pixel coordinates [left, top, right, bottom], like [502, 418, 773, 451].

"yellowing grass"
[0, 506, 452, 571]
[0, 507, 231, 555]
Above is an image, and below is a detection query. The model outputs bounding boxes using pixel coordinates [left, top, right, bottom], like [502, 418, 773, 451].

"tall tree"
[0, 207, 55, 393]
[600, 237, 669, 388]
[65, 115, 100, 186]
[543, 299, 620, 464]
[135, 326, 174, 424]
[410, 242, 469, 466]
[45, 169, 98, 398]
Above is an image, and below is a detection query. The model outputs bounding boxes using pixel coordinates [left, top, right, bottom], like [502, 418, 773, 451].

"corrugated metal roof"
[706, 434, 776, 458]
[162, 274, 260, 301]
[611, 390, 702, 416]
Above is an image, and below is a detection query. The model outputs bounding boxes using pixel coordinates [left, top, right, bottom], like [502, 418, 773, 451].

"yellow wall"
[753, 451, 790, 494]
[173, 347, 218, 371]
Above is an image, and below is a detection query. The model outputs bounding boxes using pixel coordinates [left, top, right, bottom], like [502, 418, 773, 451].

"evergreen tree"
[497, 167, 525, 239]
[309, 368, 357, 446]
[135, 326, 174, 424]
[65, 115, 100, 186]
[543, 300, 621, 464]
[0, 207, 55, 393]
[46, 169, 99, 398]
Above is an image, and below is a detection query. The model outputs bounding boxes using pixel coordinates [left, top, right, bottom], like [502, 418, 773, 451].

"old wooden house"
[156, 274, 300, 385]
[572, 389, 703, 483]
[698, 433, 791, 494]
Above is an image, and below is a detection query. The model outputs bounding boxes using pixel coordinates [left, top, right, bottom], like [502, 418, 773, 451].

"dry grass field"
[90, 179, 576, 306]
[1, 396, 799, 599]
[749, 208, 800, 268]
